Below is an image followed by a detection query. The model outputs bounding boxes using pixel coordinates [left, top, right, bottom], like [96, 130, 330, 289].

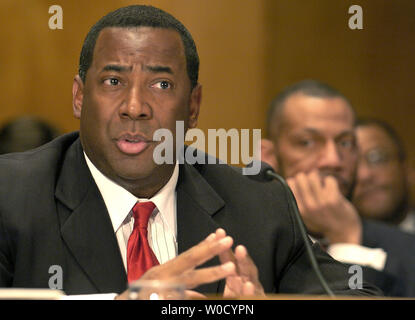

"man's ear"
[72, 75, 84, 119]
[188, 84, 202, 129]
[260, 138, 278, 171]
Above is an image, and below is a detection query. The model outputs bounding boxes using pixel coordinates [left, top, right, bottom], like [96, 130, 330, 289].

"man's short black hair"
[356, 118, 406, 162]
[266, 79, 354, 138]
[78, 5, 199, 89]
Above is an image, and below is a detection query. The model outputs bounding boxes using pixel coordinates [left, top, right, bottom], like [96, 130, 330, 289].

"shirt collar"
[84, 152, 179, 233]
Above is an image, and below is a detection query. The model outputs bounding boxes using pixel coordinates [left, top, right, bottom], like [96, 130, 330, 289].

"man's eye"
[365, 150, 390, 166]
[153, 80, 171, 90]
[103, 78, 121, 86]
[299, 139, 314, 147]
[338, 139, 355, 149]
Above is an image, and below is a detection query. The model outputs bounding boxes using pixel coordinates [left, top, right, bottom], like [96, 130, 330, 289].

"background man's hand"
[287, 170, 362, 244]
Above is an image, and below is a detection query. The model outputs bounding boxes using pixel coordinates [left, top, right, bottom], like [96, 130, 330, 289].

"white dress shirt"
[61, 154, 179, 300]
[84, 153, 179, 269]
[310, 237, 387, 271]
[327, 243, 387, 271]
[329, 210, 415, 269]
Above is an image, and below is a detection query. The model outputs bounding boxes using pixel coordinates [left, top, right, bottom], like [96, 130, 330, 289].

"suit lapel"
[54, 139, 226, 294]
[55, 138, 127, 293]
[176, 162, 226, 293]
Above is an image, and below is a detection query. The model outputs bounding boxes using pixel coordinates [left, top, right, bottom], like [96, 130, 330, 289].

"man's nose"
[318, 141, 341, 169]
[120, 84, 152, 120]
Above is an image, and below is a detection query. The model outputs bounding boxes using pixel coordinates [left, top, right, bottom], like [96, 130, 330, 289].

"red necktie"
[127, 201, 159, 283]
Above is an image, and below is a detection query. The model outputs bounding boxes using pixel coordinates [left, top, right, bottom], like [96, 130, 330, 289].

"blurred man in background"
[261, 79, 415, 296]
[352, 118, 415, 233]
[0, 116, 59, 154]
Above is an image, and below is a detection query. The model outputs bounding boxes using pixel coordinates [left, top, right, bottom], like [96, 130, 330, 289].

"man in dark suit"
[261, 79, 415, 296]
[0, 5, 380, 298]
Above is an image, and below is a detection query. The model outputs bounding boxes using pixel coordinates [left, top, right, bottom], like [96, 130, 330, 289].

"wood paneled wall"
[1, 0, 415, 197]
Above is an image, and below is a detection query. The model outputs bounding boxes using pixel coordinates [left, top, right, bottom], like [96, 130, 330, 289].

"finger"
[287, 178, 305, 215]
[322, 175, 343, 204]
[219, 248, 237, 270]
[295, 173, 319, 212]
[158, 235, 234, 277]
[185, 290, 207, 300]
[213, 228, 234, 265]
[234, 245, 257, 280]
[215, 229, 239, 273]
[223, 275, 244, 297]
[178, 261, 236, 289]
[307, 170, 324, 204]
[234, 246, 265, 295]
[242, 281, 255, 296]
[215, 228, 237, 264]
[243, 281, 265, 296]
[115, 290, 130, 300]
[215, 228, 227, 239]
[324, 175, 340, 194]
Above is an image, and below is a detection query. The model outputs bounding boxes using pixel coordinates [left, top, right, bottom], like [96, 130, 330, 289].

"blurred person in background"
[352, 118, 415, 234]
[0, 115, 59, 154]
[261, 79, 415, 296]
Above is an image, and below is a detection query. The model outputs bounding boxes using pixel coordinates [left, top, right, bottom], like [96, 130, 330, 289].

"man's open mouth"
[116, 134, 151, 155]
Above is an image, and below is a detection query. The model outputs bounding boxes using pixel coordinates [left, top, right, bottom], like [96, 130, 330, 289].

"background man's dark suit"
[360, 219, 415, 296]
[0, 132, 379, 295]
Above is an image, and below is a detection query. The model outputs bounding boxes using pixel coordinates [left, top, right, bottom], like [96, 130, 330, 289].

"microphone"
[248, 161, 335, 297]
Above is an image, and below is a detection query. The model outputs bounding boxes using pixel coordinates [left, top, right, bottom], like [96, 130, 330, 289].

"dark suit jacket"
[0, 132, 379, 296]
[361, 219, 415, 296]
